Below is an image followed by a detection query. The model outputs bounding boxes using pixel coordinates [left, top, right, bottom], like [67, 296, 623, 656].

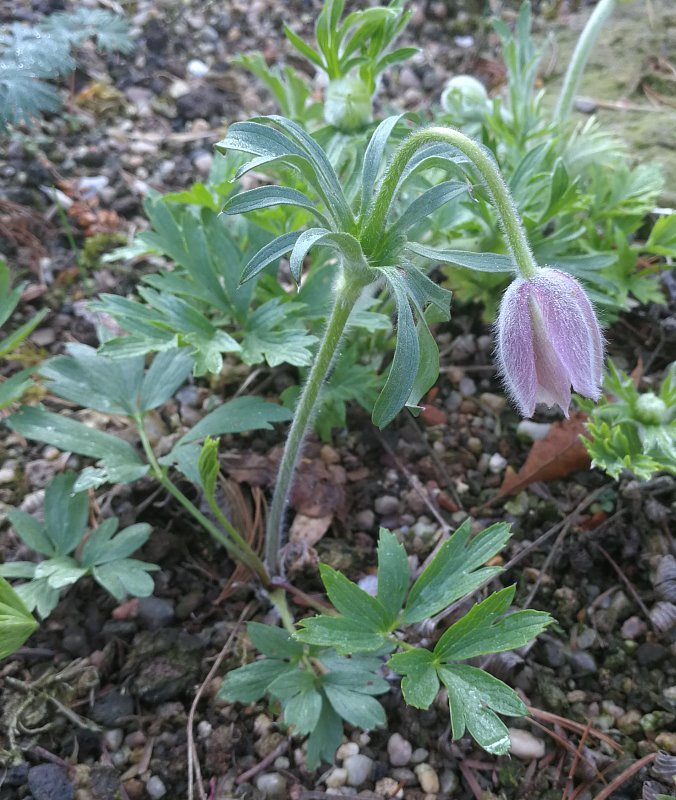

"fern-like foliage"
[0, 9, 133, 129]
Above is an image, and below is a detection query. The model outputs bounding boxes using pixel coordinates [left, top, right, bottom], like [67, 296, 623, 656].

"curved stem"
[265, 274, 365, 575]
[360, 126, 538, 280]
[135, 417, 270, 586]
[553, 0, 618, 126]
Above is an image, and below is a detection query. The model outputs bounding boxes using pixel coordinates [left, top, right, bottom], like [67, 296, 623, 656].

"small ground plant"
[0, 8, 133, 129]
[581, 361, 676, 480]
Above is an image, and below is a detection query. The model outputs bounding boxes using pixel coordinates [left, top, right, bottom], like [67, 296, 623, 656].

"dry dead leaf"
[289, 514, 333, 547]
[499, 413, 591, 496]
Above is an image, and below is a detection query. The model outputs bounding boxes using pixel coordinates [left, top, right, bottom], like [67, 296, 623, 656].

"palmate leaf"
[240, 298, 318, 367]
[39, 345, 193, 416]
[0, 576, 38, 660]
[42, 9, 133, 54]
[306, 700, 343, 769]
[0, 367, 35, 410]
[433, 586, 552, 662]
[376, 528, 409, 620]
[174, 396, 291, 446]
[0, 24, 74, 78]
[402, 520, 510, 624]
[15, 578, 60, 619]
[92, 559, 158, 601]
[0, 70, 60, 127]
[439, 665, 526, 755]
[43, 472, 88, 557]
[5, 406, 148, 488]
[387, 648, 439, 710]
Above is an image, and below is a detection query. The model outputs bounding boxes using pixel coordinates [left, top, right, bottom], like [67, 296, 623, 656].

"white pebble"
[387, 733, 412, 766]
[103, 728, 123, 752]
[197, 720, 212, 739]
[255, 772, 287, 799]
[344, 753, 373, 787]
[410, 747, 429, 764]
[336, 742, 359, 761]
[326, 767, 347, 788]
[516, 420, 552, 442]
[375, 777, 404, 798]
[415, 763, 440, 794]
[488, 453, 508, 474]
[508, 728, 546, 760]
[187, 59, 210, 77]
[146, 776, 167, 799]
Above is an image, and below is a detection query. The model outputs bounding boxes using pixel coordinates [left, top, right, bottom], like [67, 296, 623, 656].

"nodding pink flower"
[496, 268, 603, 418]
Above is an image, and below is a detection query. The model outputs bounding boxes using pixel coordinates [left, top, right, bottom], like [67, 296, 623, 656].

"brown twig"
[561, 718, 592, 800]
[590, 752, 657, 800]
[458, 759, 484, 800]
[595, 544, 655, 629]
[524, 522, 572, 607]
[375, 429, 454, 538]
[527, 707, 623, 753]
[187, 603, 253, 800]
[235, 740, 290, 785]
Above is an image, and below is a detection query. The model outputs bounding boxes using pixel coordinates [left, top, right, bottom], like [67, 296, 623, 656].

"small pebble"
[488, 453, 507, 474]
[375, 495, 399, 515]
[355, 509, 375, 529]
[137, 597, 174, 630]
[344, 754, 373, 787]
[414, 763, 439, 794]
[508, 728, 546, 760]
[516, 420, 552, 442]
[410, 748, 429, 764]
[197, 720, 212, 739]
[103, 728, 124, 752]
[336, 742, 359, 761]
[621, 616, 646, 639]
[440, 769, 460, 793]
[375, 777, 404, 798]
[146, 776, 167, 799]
[387, 733, 412, 766]
[326, 768, 348, 788]
[255, 772, 287, 799]
[187, 59, 209, 77]
[459, 376, 476, 397]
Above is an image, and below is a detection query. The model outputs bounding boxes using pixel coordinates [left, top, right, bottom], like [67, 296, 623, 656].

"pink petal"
[528, 295, 572, 415]
[530, 269, 602, 401]
[496, 278, 537, 417]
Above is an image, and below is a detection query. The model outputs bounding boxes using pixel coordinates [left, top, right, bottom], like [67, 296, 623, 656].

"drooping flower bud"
[496, 268, 604, 418]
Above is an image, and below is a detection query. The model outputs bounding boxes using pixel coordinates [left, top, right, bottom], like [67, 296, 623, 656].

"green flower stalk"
[360, 126, 538, 280]
[553, 0, 622, 126]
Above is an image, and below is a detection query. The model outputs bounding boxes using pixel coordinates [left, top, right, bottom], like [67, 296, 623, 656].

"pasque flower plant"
[496, 268, 604, 418]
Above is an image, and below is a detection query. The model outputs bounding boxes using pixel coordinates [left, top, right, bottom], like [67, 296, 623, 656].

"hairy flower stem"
[553, 0, 618, 126]
[265, 275, 366, 575]
[361, 126, 538, 280]
[135, 417, 270, 586]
